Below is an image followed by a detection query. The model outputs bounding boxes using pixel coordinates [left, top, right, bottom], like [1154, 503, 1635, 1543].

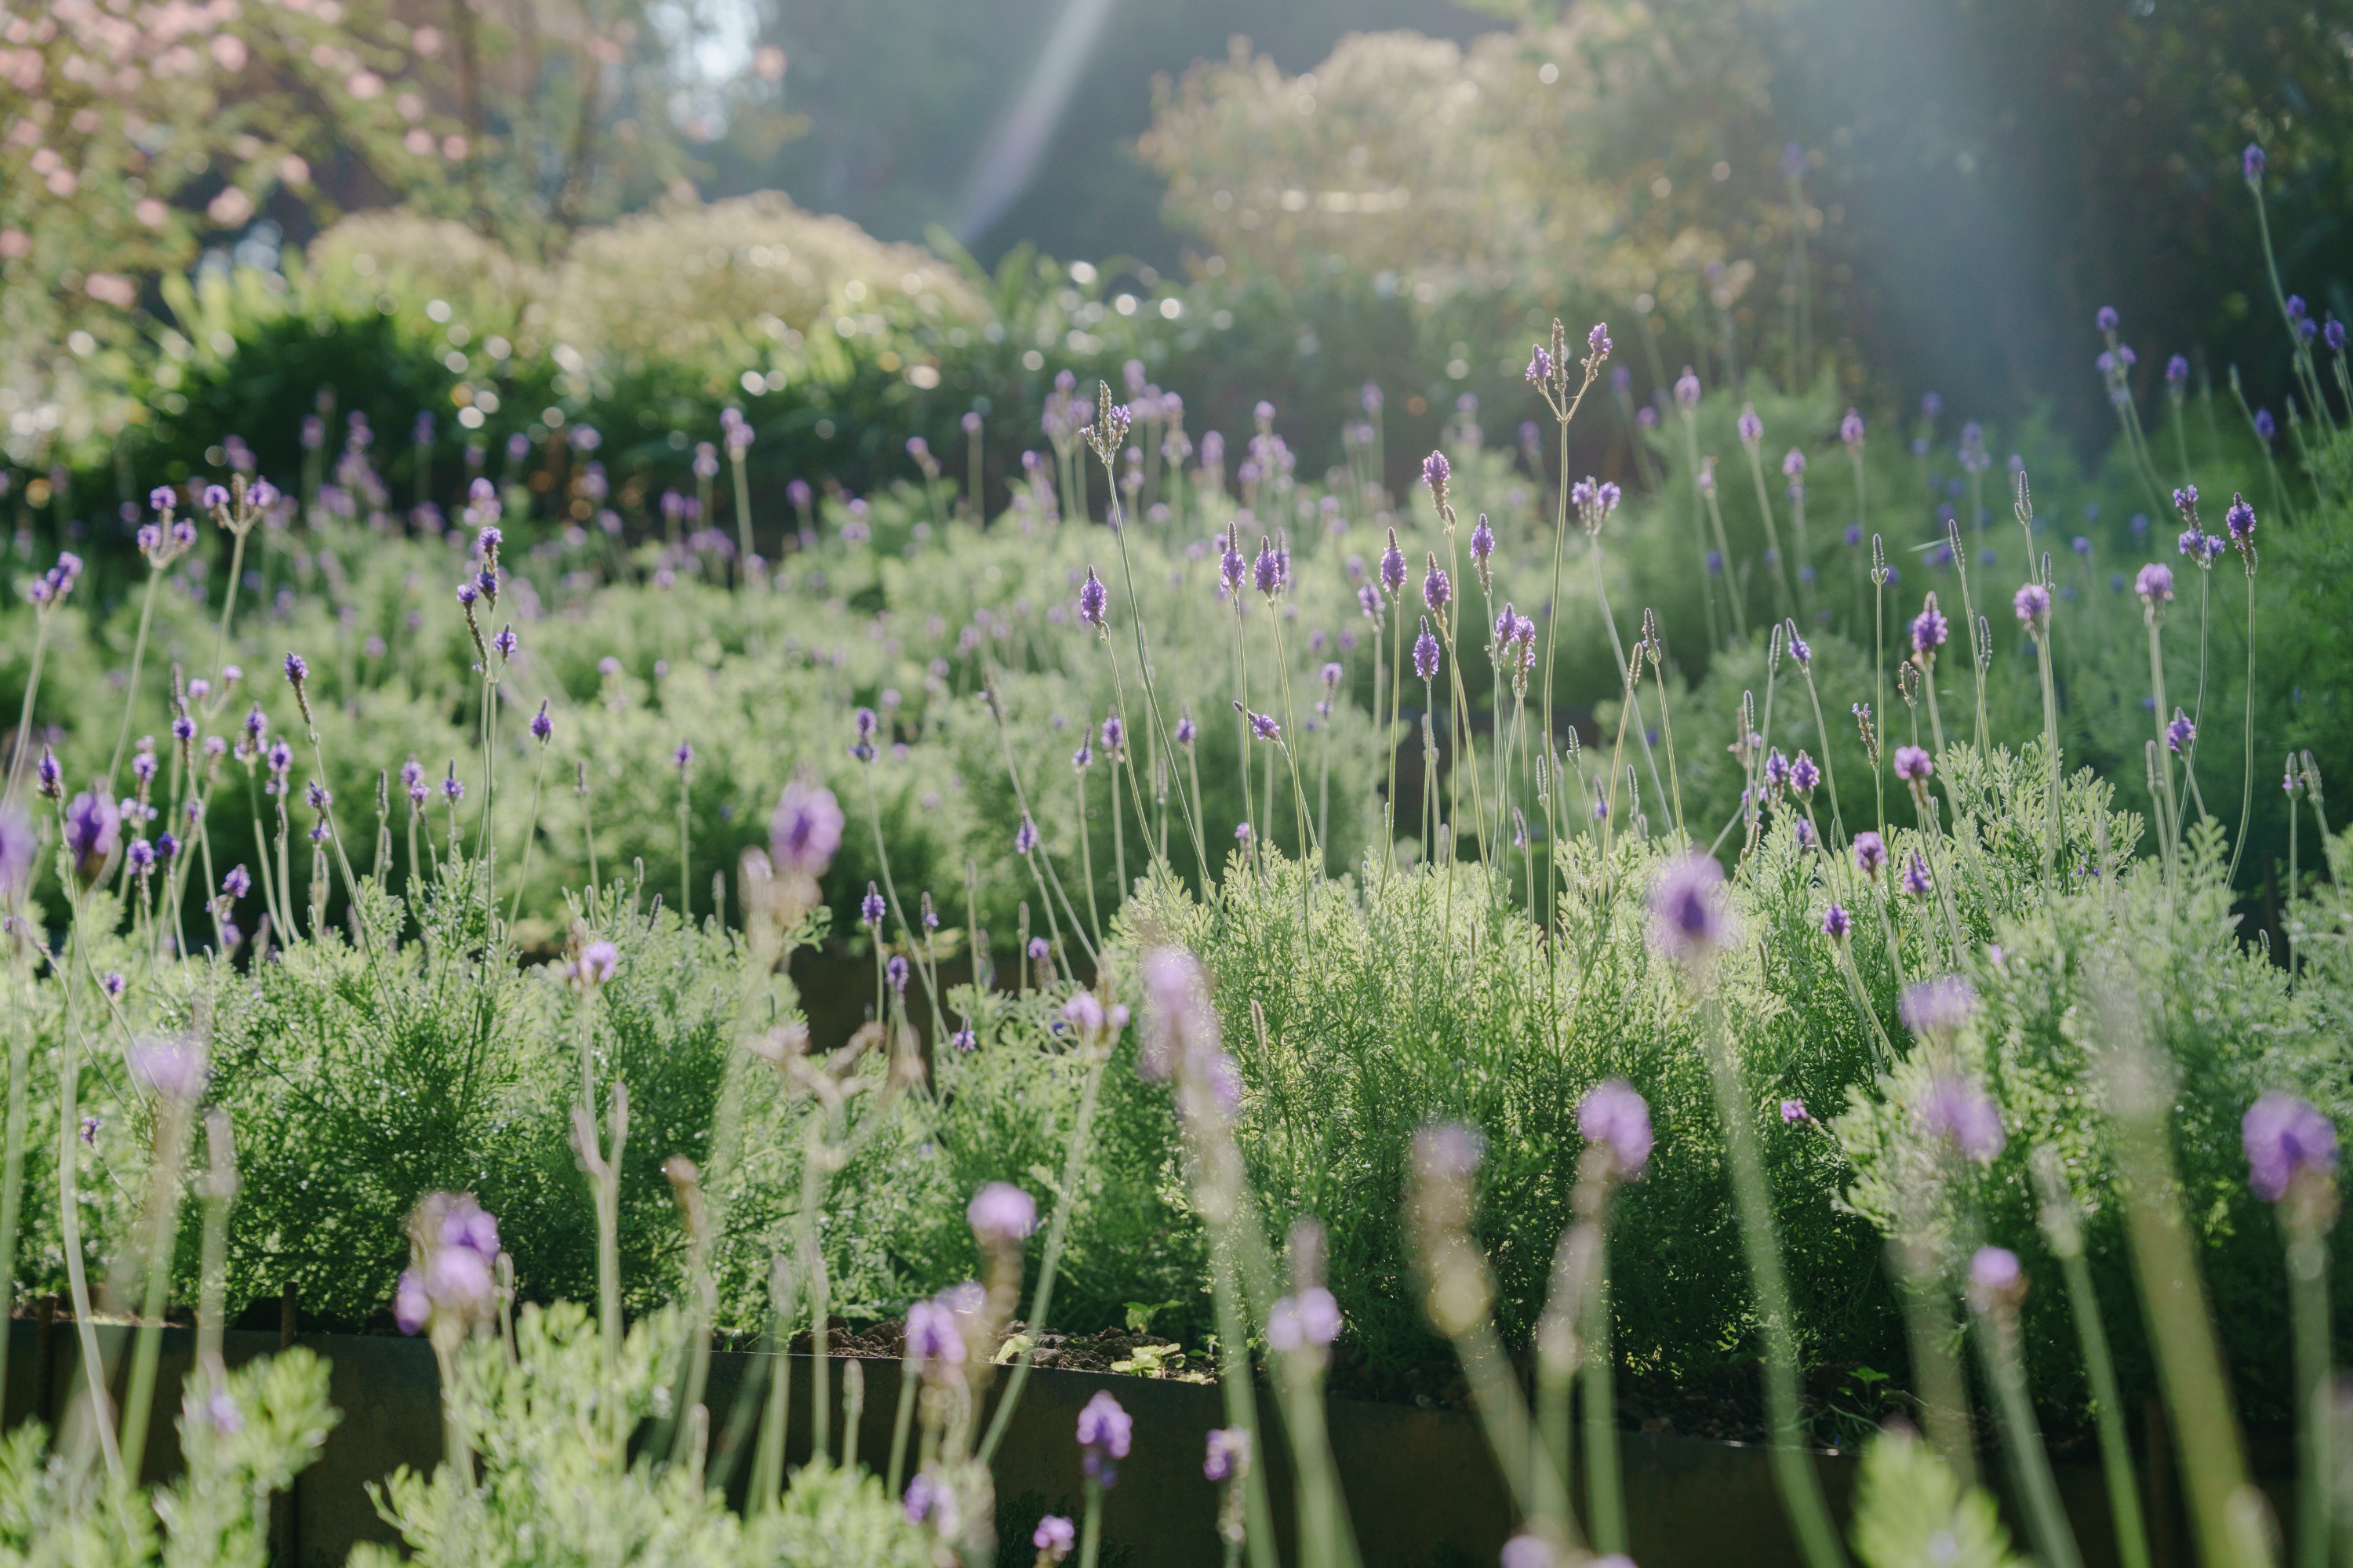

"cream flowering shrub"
[1140, 8, 1790, 318]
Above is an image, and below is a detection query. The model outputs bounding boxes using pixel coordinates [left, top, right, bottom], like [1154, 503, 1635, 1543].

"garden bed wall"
[0, 1318, 2257, 1567]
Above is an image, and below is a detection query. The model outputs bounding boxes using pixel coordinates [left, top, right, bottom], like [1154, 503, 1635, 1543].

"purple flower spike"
[1267, 1286, 1342, 1352]
[2243, 1092, 2337, 1202]
[1078, 567, 1107, 627]
[1577, 1079, 1653, 1178]
[1853, 831, 1887, 878]
[1840, 409, 1864, 446]
[2014, 582, 2049, 626]
[1380, 531, 1406, 598]
[1737, 406, 1763, 446]
[2224, 493, 2257, 549]
[1205, 1428, 1251, 1483]
[1077, 1390, 1133, 1486]
[1902, 850, 1933, 897]
[1525, 345, 1552, 384]
[2244, 143, 2266, 184]
[2136, 562, 2175, 604]
[886, 954, 910, 993]
[1821, 903, 1851, 940]
[1015, 817, 1038, 855]
[1421, 449, 1449, 496]
[861, 882, 886, 927]
[1675, 368, 1701, 409]
[1413, 619, 1440, 682]
[1781, 1099, 1812, 1125]
[2096, 306, 2119, 335]
[1966, 1246, 2024, 1312]
[1893, 745, 1933, 783]
[1900, 974, 1978, 1036]
[129, 1036, 209, 1101]
[1920, 1075, 2004, 1162]
[283, 652, 307, 686]
[1910, 602, 1948, 657]
[1034, 1515, 1076, 1562]
[1587, 322, 1612, 360]
[2166, 709, 2195, 752]
[1423, 555, 1449, 613]
[1647, 852, 1731, 963]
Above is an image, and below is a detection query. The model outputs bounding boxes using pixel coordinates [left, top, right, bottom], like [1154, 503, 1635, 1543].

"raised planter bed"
[0, 1318, 2265, 1566]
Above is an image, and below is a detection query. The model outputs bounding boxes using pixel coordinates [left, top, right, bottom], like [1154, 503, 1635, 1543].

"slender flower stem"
[55, 893, 122, 1480]
[107, 566, 167, 791]
[1973, 1303, 2085, 1568]
[1697, 992, 1846, 1568]
[2033, 1150, 2152, 1568]
[2284, 1200, 2334, 1568]
[4, 613, 51, 803]
[2225, 562, 2257, 888]
[976, 1034, 1111, 1464]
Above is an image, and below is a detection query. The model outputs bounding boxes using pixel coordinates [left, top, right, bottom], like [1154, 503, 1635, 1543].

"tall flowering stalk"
[2220, 496, 2260, 888]
[2094, 981, 2271, 1568]
[1649, 854, 1846, 1568]
[1963, 1247, 2085, 1568]
[108, 492, 199, 789]
[1529, 322, 1611, 925]
[2031, 1148, 2152, 1568]
[976, 988, 1127, 1464]
[2244, 1093, 2337, 1568]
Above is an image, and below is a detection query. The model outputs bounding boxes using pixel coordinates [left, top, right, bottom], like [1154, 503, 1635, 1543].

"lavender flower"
[1909, 600, 1948, 659]
[1737, 406, 1763, 446]
[1784, 620, 1811, 666]
[1647, 853, 1732, 963]
[1204, 1428, 1251, 1483]
[2244, 143, 2266, 184]
[1966, 1246, 2024, 1312]
[2096, 305, 2119, 335]
[128, 1036, 209, 1101]
[1175, 714, 1197, 747]
[1781, 1099, 1812, 1125]
[571, 940, 620, 988]
[1246, 711, 1280, 743]
[1076, 1390, 1133, 1486]
[1413, 619, 1440, 682]
[1790, 752, 1820, 793]
[1033, 1515, 1075, 1563]
[2242, 1092, 2337, 1202]
[2135, 562, 2175, 604]
[1587, 322, 1612, 360]
[1469, 514, 1495, 580]
[1919, 1076, 2004, 1162]
[886, 954, 910, 994]
[442, 767, 465, 804]
[64, 788, 121, 886]
[492, 625, 518, 660]
[1027, 936, 1050, 962]
[2013, 581, 2050, 627]
[1380, 529, 1406, 598]
[1820, 903, 1851, 940]
[1577, 1079, 1653, 1178]
[1840, 409, 1864, 446]
[1077, 567, 1107, 627]
[1015, 817, 1038, 854]
[35, 749, 62, 799]
[2254, 409, 2276, 442]
[0, 806, 35, 900]
[530, 702, 553, 742]
[2166, 709, 2195, 752]
[1901, 850, 1932, 897]
[1253, 537, 1284, 597]
[1267, 1287, 1342, 1352]
[1900, 974, 1977, 1037]
[950, 1028, 977, 1053]
[1853, 831, 1887, 879]
[861, 882, 886, 927]
[1524, 345, 1552, 384]
[1421, 449, 1449, 498]
[1893, 745, 1933, 782]
[1675, 368, 1701, 409]
[1423, 554, 1450, 613]
[2224, 493, 2257, 554]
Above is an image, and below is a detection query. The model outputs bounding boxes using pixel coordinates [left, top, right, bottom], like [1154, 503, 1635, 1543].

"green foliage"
[355, 1301, 930, 1568]
[1847, 1427, 2022, 1568]
[0, 1348, 333, 1568]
